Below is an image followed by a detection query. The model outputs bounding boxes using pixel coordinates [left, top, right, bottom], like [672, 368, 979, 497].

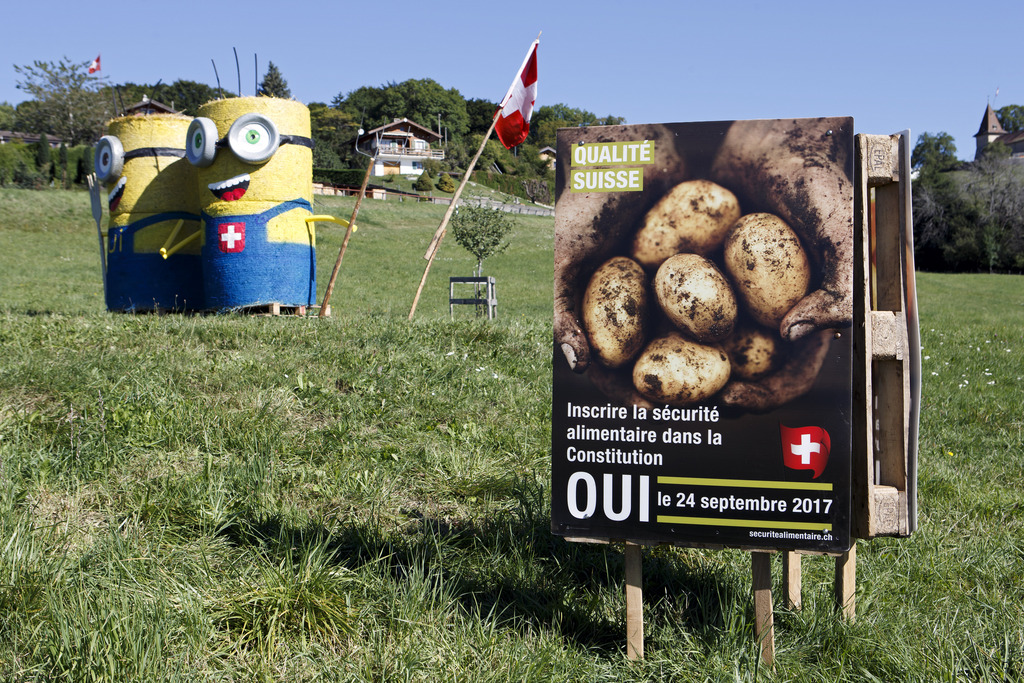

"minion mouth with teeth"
[94, 114, 203, 311]
[187, 96, 317, 310]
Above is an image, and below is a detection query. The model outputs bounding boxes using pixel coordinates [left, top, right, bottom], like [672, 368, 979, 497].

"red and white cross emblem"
[218, 222, 245, 253]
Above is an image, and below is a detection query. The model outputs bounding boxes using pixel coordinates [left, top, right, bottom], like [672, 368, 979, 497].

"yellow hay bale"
[194, 97, 313, 207]
[104, 115, 199, 217]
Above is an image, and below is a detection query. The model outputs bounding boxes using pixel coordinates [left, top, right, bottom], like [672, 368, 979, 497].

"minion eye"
[94, 136, 124, 183]
[227, 113, 280, 164]
[185, 118, 218, 167]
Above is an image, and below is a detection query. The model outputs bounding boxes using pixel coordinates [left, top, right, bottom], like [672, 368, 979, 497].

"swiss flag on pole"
[780, 424, 831, 479]
[88, 55, 101, 74]
[495, 39, 538, 149]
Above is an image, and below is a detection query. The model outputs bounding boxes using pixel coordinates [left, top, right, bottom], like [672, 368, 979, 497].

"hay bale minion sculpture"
[95, 114, 203, 311]
[186, 97, 316, 309]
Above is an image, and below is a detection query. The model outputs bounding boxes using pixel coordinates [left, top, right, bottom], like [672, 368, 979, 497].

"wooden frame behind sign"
[552, 127, 918, 666]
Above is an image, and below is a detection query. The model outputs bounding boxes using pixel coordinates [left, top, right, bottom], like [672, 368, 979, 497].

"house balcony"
[375, 146, 445, 160]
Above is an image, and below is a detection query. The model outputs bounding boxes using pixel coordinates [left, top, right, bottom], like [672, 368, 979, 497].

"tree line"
[2, 57, 623, 193]
[912, 105, 1024, 273]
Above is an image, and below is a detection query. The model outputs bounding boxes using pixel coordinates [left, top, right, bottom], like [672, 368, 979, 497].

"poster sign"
[551, 118, 854, 553]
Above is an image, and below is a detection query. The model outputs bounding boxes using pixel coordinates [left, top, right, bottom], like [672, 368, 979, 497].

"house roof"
[976, 103, 1006, 137]
[123, 96, 179, 116]
[358, 117, 440, 145]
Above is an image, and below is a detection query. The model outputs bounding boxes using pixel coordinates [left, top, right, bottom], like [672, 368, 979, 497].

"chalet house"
[122, 96, 179, 116]
[356, 117, 443, 176]
[974, 103, 1024, 160]
[538, 145, 556, 169]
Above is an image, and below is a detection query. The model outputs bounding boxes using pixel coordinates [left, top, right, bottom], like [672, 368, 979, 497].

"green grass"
[0, 187, 1022, 680]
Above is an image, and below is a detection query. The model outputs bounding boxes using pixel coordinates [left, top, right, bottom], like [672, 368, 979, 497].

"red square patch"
[218, 222, 245, 253]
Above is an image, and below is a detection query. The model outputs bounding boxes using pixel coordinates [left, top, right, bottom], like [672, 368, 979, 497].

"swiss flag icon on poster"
[218, 222, 245, 253]
[780, 424, 831, 479]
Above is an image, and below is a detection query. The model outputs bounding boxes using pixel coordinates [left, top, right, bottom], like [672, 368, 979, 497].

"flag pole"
[409, 32, 539, 321]
[408, 110, 500, 320]
[318, 152, 376, 318]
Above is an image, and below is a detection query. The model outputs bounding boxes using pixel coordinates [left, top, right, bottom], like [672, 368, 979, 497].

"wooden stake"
[319, 156, 375, 318]
[835, 541, 856, 622]
[751, 552, 775, 668]
[624, 543, 643, 660]
[408, 111, 500, 320]
[782, 551, 802, 611]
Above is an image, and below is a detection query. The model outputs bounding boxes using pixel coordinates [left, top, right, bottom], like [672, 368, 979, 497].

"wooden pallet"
[232, 303, 331, 317]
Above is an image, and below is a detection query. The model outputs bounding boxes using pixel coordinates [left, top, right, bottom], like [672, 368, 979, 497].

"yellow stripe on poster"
[658, 476, 833, 492]
[657, 516, 832, 532]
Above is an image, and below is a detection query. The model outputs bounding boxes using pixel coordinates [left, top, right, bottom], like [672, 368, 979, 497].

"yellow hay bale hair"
[194, 97, 313, 207]
[104, 114, 198, 217]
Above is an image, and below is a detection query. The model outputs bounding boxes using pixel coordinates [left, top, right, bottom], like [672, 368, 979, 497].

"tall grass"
[0, 188, 1022, 680]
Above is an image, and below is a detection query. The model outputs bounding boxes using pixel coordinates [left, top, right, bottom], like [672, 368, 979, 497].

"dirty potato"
[722, 323, 780, 380]
[654, 254, 737, 343]
[724, 213, 811, 329]
[631, 180, 741, 270]
[582, 256, 649, 368]
[632, 332, 731, 406]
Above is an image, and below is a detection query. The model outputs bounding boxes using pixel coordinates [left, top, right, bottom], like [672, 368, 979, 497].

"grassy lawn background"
[0, 187, 1021, 681]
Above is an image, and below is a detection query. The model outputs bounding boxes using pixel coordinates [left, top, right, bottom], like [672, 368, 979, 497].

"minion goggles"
[94, 136, 187, 183]
[185, 113, 314, 167]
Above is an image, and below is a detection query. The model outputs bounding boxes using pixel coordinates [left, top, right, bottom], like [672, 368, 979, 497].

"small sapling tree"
[450, 205, 514, 277]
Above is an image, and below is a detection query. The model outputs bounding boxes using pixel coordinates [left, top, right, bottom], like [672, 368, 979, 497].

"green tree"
[0, 102, 15, 130]
[529, 104, 625, 148]
[106, 80, 219, 116]
[450, 206, 515, 276]
[259, 62, 292, 99]
[465, 98, 497, 135]
[912, 167, 977, 271]
[413, 172, 434, 192]
[333, 78, 468, 142]
[35, 133, 50, 172]
[309, 102, 358, 169]
[996, 104, 1024, 133]
[58, 142, 68, 188]
[962, 152, 1024, 272]
[911, 132, 959, 172]
[436, 173, 456, 193]
[14, 56, 109, 145]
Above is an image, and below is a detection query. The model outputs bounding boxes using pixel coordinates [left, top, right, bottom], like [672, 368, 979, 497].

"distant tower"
[975, 103, 1006, 160]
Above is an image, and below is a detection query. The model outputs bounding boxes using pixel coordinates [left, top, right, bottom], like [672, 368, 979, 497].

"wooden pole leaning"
[319, 157, 375, 318]
[408, 112, 500, 320]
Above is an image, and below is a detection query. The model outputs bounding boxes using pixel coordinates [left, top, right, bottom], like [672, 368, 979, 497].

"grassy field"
[0, 187, 1022, 681]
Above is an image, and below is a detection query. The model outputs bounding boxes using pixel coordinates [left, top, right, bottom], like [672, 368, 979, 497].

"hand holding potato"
[554, 124, 687, 372]
[710, 117, 854, 341]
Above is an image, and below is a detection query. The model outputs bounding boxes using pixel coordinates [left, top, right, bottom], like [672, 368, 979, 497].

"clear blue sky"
[3, 0, 1020, 161]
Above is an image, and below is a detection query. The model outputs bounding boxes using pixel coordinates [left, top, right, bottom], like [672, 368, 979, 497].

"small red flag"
[780, 424, 831, 479]
[88, 55, 101, 74]
[495, 39, 538, 149]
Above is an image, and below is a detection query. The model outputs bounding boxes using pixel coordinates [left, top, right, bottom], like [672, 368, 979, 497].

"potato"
[722, 323, 780, 380]
[631, 180, 741, 269]
[632, 332, 730, 406]
[724, 213, 811, 329]
[582, 256, 649, 368]
[653, 254, 736, 343]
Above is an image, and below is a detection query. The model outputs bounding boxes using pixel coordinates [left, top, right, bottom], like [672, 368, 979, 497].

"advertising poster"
[551, 118, 854, 553]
